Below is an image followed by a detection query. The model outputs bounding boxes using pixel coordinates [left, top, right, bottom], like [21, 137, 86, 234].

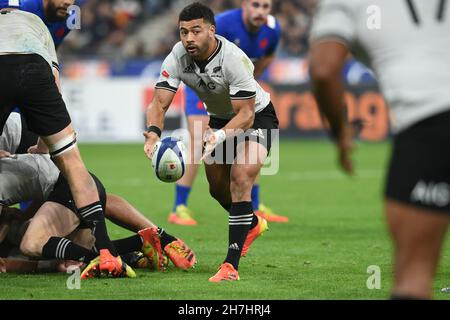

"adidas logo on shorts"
[250, 129, 265, 139]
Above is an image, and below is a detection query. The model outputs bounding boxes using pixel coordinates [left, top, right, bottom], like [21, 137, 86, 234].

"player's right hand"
[337, 124, 355, 175]
[143, 132, 159, 161]
[201, 127, 226, 161]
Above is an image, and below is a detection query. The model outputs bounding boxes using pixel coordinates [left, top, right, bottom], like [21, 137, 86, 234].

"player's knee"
[230, 174, 253, 201]
[230, 172, 252, 192]
[20, 235, 44, 258]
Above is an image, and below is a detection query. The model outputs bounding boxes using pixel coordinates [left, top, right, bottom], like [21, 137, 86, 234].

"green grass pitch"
[1, 140, 449, 299]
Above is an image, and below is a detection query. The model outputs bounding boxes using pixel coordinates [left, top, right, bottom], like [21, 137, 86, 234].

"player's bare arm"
[310, 40, 354, 175]
[144, 88, 176, 160]
[225, 97, 256, 132]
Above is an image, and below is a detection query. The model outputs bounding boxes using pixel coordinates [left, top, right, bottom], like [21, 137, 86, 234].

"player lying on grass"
[144, 3, 279, 282]
[0, 154, 196, 277]
[0, 4, 128, 278]
[0, 115, 196, 276]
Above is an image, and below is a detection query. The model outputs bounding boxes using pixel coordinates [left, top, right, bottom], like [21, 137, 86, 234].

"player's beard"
[185, 44, 200, 57]
[186, 41, 208, 60]
[250, 15, 266, 28]
[46, 2, 69, 22]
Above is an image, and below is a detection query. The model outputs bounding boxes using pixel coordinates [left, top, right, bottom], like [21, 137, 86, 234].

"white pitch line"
[281, 169, 384, 181]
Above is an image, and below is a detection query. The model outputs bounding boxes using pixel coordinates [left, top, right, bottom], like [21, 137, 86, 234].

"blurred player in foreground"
[0, 3, 130, 277]
[310, 0, 450, 299]
[144, 2, 279, 282]
[170, 0, 287, 225]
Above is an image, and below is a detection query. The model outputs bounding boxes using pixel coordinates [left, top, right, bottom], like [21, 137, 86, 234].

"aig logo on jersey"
[198, 79, 216, 91]
[410, 181, 450, 207]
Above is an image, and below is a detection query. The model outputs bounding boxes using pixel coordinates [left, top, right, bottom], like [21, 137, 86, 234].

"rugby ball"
[151, 137, 186, 183]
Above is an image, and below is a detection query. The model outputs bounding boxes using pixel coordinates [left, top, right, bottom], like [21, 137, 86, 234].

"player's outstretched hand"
[143, 131, 159, 161]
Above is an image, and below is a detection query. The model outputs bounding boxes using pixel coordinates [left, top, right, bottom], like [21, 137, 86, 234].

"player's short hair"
[179, 2, 216, 26]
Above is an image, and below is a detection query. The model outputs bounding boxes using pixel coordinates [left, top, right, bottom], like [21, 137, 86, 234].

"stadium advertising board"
[62, 79, 388, 142]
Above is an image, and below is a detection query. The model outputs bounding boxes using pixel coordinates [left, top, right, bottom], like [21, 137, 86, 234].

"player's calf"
[209, 186, 232, 211]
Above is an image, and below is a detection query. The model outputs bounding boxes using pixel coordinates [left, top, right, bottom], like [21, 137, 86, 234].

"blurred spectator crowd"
[60, 0, 317, 61]
[202, 0, 317, 57]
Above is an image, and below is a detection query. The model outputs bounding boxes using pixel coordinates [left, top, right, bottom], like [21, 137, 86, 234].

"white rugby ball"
[151, 137, 186, 183]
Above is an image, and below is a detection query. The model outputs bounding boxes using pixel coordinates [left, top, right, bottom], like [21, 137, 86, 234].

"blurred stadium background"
[57, 0, 381, 143]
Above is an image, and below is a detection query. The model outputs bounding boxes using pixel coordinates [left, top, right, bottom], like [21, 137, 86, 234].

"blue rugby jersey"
[216, 8, 281, 62]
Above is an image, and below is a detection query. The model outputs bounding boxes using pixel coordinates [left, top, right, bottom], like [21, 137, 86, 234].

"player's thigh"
[21, 202, 79, 252]
[385, 199, 450, 283]
[18, 55, 72, 137]
[386, 199, 449, 249]
[231, 140, 267, 187]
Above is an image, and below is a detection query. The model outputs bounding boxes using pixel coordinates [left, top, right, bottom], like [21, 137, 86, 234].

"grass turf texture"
[1, 140, 449, 300]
